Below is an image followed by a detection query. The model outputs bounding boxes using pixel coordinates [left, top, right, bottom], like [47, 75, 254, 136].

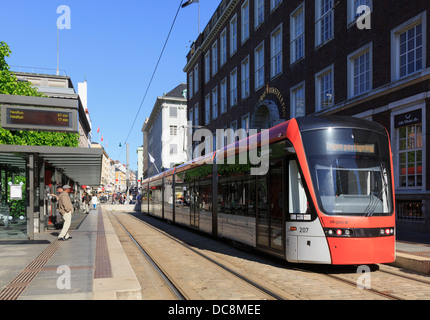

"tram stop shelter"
[0, 94, 103, 241]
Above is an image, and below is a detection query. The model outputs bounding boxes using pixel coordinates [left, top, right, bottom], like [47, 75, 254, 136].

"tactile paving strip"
[94, 210, 112, 279]
[0, 239, 62, 300]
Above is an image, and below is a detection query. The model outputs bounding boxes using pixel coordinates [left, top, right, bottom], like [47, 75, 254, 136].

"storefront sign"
[394, 109, 422, 128]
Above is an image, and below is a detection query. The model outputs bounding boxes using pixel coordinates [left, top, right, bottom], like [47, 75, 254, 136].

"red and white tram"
[142, 116, 395, 265]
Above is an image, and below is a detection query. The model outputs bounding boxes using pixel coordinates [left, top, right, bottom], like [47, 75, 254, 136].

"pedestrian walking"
[91, 194, 98, 209]
[57, 185, 73, 241]
[82, 191, 91, 214]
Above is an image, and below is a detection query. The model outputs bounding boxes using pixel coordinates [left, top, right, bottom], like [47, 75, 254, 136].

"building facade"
[142, 84, 188, 178]
[184, 0, 430, 236]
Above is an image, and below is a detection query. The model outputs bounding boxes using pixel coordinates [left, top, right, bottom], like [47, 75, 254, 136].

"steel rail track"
[112, 212, 287, 300]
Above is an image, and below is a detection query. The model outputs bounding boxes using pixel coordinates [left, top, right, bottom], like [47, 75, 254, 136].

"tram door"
[256, 159, 285, 254]
[190, 182, 199, 228]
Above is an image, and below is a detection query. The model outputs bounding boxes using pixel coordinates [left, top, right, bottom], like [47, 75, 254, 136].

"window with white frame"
[241, 113, 250, 138]
[205, 94, 211, 125]
[170, 125, 178, 136]
[205, 51, 210, 83]
[220, 29, 227, 66]
[170, 106, 178, 117]
[230, 14, 238, 56]
[212, 86, 218, 120]
[230, 68, 238, 107]
[255, 42, 265, 90]
[188, 72, 193, 99]
[271, 0, 282, 11]
[271, 24, 282, 78]
[291, 3, 305, 64]
[230, 120, 238, 144]
[212, 41, 218, 76]
[255, 0, 264, 29]
[348, 43, 372, 98]
[220, 78, 227, 114]
[194, 104, 199, 126]
[241, 56, 250, 99]
[290, 82, 305, 118]
[170, 144, 177, 155]
[241, 0, 249, 44]
[398, 122, 423, 188]
[315, 65, 334, 110]
[194, 64, 199, 94]
[391, 12, 426, 80]
[315, 0, 334, 47]
[347, 0, 372, 25]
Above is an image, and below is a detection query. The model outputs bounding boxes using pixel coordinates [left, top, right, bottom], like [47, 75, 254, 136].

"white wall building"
[142, 84, 188, 178]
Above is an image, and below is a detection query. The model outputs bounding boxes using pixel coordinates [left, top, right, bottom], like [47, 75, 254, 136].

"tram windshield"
[302, 128, 393, 216]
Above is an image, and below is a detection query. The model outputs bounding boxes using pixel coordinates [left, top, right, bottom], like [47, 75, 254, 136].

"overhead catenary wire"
[118, 0, 185, 160]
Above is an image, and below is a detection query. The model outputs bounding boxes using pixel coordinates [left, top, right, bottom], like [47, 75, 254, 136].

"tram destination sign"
[1, 105, 78, 133]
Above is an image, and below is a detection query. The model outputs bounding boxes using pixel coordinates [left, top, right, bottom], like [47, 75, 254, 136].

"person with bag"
[82, 191, 91, 214]
[57, 185, 73, 241]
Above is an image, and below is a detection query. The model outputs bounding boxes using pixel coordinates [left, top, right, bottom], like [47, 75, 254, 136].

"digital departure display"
[1, 105, 78, 133]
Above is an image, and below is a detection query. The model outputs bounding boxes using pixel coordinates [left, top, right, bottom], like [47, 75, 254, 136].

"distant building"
[142, 84, 188, 178]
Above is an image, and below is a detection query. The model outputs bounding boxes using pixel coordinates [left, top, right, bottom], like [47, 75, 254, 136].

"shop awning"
[0, 145, 103, 186]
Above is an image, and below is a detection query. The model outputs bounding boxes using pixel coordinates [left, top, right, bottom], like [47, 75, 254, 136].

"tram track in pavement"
[108, 211, 287, 300]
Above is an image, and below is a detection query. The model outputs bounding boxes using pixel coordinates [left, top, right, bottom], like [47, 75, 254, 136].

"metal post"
[126, 143, 130, 205]
[27, 154, 34, 240]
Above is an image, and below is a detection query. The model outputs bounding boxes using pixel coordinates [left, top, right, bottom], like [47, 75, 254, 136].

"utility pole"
[126, 143, 130, 205]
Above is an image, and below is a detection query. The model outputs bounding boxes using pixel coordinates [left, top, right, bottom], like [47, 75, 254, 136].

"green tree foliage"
[0, 41, 79, 147]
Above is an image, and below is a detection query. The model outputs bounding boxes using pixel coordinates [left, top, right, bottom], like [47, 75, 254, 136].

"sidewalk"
[0, 207, 141, 300]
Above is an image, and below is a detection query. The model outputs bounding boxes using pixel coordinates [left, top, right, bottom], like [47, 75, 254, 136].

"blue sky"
[0, 0, 220, 171]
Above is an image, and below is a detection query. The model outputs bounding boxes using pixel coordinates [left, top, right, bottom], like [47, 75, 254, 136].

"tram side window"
[289, 160, 309, 214]
[149, 181, 163, 216]
[218, 175, 256, 217]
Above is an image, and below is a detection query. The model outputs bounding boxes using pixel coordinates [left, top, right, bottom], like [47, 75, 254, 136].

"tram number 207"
[299, 227, 309, 234]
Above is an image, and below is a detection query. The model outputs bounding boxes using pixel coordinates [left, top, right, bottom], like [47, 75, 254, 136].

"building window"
[194, 104, 199, 126]
[255, 0, 264, 29]
[241, 0, 250, 44]
[399, 123, 423, 188]
[205, 94, 211, 125]
[170, 107, 178, 117]
[241, 113, 250, 138]
[205, 51, 210, 83]
[170, 144, 178, 155]
[315, 0, 334, 47]
[220, 78, 227, 114]
[188, 73, 193, 99]
[255, 42, 265, 90]
[194, 64, 199, 94]
[315, 65, 334, 110]
[230, 68, 238, 107]
[271, 24, 283, 78]
[230, 14, 238, 56]
[212, 41, 218, 76]
[391, 12, 426, 80]
[220, 28, 227, 66]
[397, 200, 425, 221]
[291, 3, 305, 64]
[170, 125, 178, 136]
[241, 56, 250, 99]
[290, 82, 305, 118]
[348, 43, 372, 98]
[271, 0, 282, 11]
[212, 86, 218, 120]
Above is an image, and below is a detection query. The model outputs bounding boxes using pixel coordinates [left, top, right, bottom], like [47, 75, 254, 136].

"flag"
[148, 153, 155, 163]
[97, 127, 100, 133]
[182, 0, 199, 8]
[101, 135, 103, 142]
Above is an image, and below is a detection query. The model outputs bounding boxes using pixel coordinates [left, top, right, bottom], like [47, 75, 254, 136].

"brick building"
[184, 0, 430, 236]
